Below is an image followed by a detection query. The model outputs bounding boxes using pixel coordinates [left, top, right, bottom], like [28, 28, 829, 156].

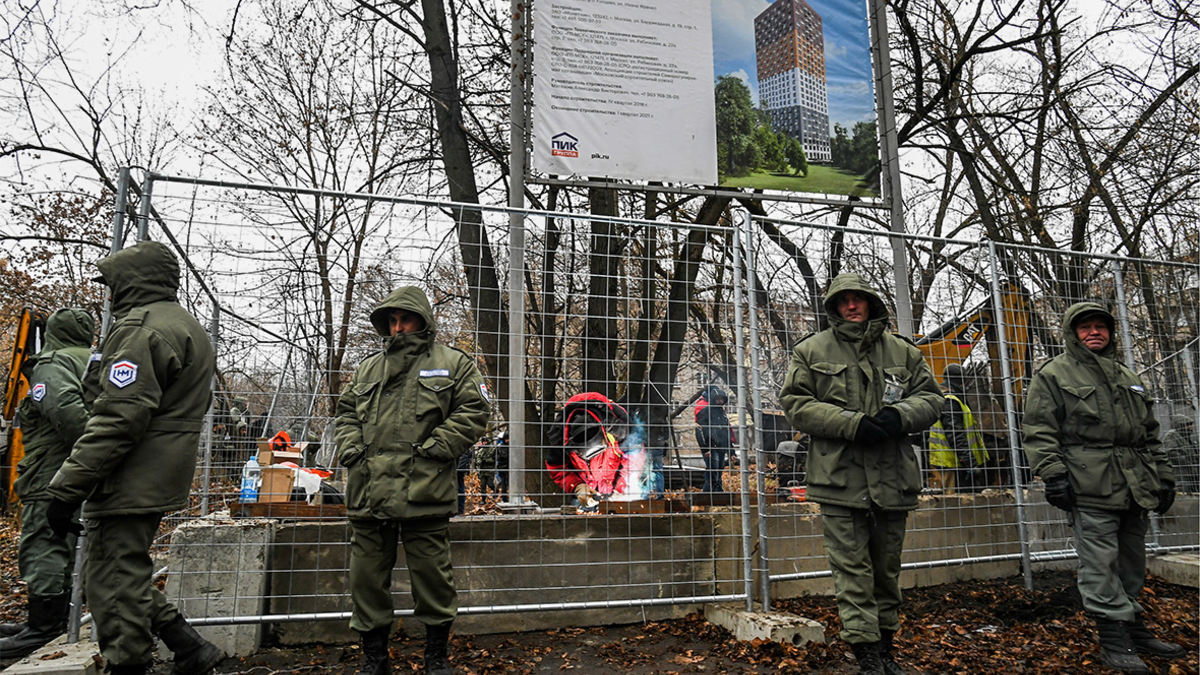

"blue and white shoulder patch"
[480, 382, 491, 403]
[109, 360, 138, 388]
[1130, 385, 1145, 394]
[30, 383, 46, 401]
[419, 369, 450, 378]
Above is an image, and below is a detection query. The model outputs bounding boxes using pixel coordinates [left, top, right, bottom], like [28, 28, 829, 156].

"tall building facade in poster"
[754, 0, 832, 163]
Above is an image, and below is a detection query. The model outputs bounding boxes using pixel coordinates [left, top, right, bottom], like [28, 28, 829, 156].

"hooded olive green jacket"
[1023, 302, 1171, 511]
[48, 241, 215, 517]
[779, 273, 943, 510]
[14, 308, 94, 501]
[335, 287, 490, 520]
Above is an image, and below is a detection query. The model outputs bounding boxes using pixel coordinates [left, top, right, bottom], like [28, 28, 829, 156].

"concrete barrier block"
[164, 513, 275, 657]
[1147, 553, 1199, 588]
[2, 629, 101, 675]
[703, 603, 825, 646]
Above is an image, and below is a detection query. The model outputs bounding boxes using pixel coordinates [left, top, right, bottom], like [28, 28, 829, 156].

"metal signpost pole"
[868, 0, 914, 337]
[506, 0, 530, 508]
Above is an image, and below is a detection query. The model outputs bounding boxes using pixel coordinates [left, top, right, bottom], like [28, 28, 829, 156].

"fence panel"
[45, 173, 1194, 640]
[142, 174, 755, 635]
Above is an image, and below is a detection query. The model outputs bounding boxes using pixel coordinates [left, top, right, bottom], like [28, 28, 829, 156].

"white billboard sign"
[531, 0, 717, 185]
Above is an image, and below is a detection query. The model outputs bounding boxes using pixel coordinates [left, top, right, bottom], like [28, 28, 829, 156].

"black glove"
[853, 417, 889, 446]
[1156, 480, 1176, 514]
[46, 498, 84, 538]
[872, 407, 904, 438]
[1044, 475, 1075, 512]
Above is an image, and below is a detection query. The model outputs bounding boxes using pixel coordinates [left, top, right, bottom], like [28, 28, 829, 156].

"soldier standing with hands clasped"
[335, 286, 490, 675]
[780, 273, 943, 675]
[1023, 302, 1184, 674]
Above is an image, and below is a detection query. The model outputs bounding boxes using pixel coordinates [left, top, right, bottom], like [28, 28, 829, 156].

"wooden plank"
[230, 501, 347, 521]
[598, 499, 688, 514]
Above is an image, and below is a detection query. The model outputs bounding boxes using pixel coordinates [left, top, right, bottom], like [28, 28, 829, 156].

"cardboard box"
[259, 466, 296, 502]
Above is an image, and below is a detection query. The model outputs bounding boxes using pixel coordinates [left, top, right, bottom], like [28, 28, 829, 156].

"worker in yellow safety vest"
[927, 364, 989, 493]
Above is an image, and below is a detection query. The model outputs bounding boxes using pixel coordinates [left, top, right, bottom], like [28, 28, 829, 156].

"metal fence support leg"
[731, 208, 755, 612]
[200, 308, 220, 517]
[743, 212, 771, 612]
[136, 171, 155, 242]
[988, 242, 1034, 590]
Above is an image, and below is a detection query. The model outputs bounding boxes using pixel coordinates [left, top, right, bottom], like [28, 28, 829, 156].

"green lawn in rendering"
[719, 165, 879, 198]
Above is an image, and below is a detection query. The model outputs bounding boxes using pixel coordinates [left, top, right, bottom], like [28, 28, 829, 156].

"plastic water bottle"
[239, 455, 261, 503]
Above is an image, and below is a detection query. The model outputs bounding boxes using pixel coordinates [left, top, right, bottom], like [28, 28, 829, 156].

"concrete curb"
[703, 603, 826, 646]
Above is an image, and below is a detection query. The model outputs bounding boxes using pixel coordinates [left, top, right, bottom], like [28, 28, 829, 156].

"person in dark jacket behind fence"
[779, 273, 943, 675]
[0, 309, 93, 657]
[925, 363, 989, 493]
[1161, 414, 1198, 493]
[695, 386, 734, 493]
[335, 286, 490, 675]
[44, 242, 223, 675]
[1023, 301, 1183, 674]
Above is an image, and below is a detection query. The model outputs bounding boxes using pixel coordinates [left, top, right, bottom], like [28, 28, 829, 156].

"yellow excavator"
[914, 280, 1040, 402]
[913, 281, 1049, 487]
[2, 307, 48, 509]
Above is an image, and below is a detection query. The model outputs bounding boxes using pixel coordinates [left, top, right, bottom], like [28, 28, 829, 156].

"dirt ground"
[2, 515, 1197, 675]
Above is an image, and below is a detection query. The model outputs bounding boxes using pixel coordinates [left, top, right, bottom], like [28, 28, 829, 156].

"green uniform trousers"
[18, 500, 76, 597]
[348, 516, 456, 633]
[84, 514, 181, 666]
[1072, 506, 1148, 622]
[820, 503, 909, 644]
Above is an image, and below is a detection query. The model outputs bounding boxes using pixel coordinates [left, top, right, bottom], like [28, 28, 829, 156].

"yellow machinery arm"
[2, 307, 48, 507]
[914, 282, 1037, 400]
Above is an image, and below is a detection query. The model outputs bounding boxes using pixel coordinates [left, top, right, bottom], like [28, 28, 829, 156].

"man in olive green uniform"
[44, 241, 223, 675]
[1023, 302, 1183, 674]
[0, 309, 93, 657]
[780, 274, 942, 675]
[335, 286, 490, 675]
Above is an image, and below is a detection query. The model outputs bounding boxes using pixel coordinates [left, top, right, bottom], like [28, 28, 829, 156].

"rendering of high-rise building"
[754, 0, 831, 163]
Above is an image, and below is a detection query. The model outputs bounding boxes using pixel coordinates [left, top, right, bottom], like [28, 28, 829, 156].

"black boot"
[879, 630, 908, 675]
[1127, 615, 1186, 659]
[849, 641, 885, 675]
[0, 621, 26, 638]
[156, 615, 225, 675]
[1096, 619, 1150, 674]
[0, 592, 69, 659]
[424, 623, 452, 675]
[107, 664, 149, 675]
[358, 626, 391, 675]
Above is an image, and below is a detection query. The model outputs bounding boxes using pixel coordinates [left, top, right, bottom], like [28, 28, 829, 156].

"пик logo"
[551, 132, 579, 158]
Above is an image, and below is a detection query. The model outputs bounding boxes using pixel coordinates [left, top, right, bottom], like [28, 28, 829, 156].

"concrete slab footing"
[703, 603, 826, 646]
[1147, 553, 1199, 588]
[1, 630, 101, 675]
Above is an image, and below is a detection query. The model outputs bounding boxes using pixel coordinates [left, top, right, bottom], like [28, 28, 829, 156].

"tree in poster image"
[830, 121, 878, 176]
[714, 75, 806, 178]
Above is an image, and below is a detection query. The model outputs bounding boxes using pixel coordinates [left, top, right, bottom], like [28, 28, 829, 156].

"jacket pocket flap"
[811, 362, 847, 376]
[418, 377, 453, 393]
[1062, 385, 1096, 400]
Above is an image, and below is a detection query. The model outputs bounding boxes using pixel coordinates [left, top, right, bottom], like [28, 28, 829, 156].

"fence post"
[1111, 261, 1161, 547]
[743, 211, 772, 612]
[136, 171, 155, 242]
[69, 168, 135, 645]
[987, 241, 1034, 590]
[200, 307, 220, 517]
[730, 208, 756, 612]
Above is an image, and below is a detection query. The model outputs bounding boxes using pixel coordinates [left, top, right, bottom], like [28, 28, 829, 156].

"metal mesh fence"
[15, 172, 1193, 637]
